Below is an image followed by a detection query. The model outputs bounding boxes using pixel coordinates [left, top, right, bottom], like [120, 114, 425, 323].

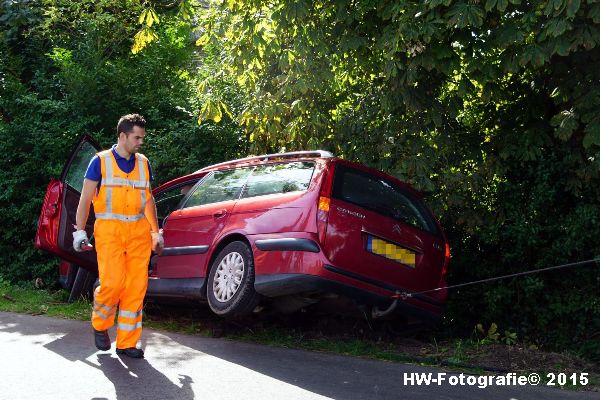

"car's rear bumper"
[250, 232, 446, 321]
[254, 272, 444, 323]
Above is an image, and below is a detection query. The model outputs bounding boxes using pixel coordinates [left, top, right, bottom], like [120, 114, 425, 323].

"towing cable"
[395, 257, 600, 300]
[372, 257, 599, 318]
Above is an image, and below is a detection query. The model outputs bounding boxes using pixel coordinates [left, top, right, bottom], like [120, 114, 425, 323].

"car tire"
[68, 267, 97, 303]
[207, 241, 259, 317]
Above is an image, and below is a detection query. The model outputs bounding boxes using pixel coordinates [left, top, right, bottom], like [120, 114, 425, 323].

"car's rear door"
[322, 162, 446, 294]
[35, 134, 100, 271]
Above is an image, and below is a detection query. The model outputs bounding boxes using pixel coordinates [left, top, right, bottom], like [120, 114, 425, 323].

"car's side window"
[154, 181, 200, 226]
[64, 141, 98, 193]
[241, 162, 315, 199]
[183, 168, 252, 208]
[332, 165, 438, 234]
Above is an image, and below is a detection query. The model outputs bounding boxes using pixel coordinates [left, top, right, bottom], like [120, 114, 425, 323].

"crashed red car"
[36, 135, 450, 321]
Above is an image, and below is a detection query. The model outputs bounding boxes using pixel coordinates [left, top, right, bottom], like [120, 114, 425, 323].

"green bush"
[0, 0, 245, 286]
[443, 148, 600, 358]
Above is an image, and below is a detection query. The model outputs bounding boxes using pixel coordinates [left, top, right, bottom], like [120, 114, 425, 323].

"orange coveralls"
[91, 149, 152, 349]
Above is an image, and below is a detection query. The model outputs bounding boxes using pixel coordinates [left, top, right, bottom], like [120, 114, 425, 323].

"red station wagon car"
[36, 135, 450, 321]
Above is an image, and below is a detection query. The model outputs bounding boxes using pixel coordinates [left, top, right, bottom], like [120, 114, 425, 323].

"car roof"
[194, 150, 335, 173]
[155, 151, 422, 200]
[153, 150, 334, 194]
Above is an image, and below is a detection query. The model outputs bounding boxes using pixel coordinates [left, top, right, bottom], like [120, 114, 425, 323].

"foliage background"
[0, 0, 246, 282]
[1, 0, 598, 359]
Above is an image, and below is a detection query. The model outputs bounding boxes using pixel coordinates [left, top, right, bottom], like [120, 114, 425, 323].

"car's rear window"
[331, 165, 439, 235]
[241, 162, 315, 199]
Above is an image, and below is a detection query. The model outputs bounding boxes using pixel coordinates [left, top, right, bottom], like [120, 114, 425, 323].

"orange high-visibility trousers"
[91, 218, 151, 349]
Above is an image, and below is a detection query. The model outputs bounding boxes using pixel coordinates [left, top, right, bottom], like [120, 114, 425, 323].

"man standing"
[72, 114, 163, 358]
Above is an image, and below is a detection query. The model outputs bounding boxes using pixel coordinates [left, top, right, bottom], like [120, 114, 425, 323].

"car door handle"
[213, 209, 227, 218]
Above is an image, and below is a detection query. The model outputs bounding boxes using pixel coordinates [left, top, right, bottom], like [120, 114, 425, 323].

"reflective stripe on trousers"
[93, 301, 117, 320]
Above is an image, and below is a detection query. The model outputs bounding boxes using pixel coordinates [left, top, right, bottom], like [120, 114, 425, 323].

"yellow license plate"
[367, 235, 416, 268]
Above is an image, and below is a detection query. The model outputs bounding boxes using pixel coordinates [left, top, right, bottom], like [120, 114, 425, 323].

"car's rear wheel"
[207, 241, 259, 317]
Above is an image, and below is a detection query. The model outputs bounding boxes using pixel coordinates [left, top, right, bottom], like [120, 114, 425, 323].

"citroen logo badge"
[392, 224, 402, 234]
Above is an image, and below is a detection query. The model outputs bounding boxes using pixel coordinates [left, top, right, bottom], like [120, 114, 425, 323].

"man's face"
[120, 126, 145, 154]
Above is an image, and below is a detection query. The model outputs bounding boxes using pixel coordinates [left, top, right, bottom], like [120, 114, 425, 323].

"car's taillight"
[316, 163, 334, 244]
[317, 196, 330, 244]
[441, 242, 451, 277]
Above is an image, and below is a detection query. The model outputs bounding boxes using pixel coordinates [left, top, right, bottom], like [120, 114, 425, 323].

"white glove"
[73, 230, 93, 252]
[151, 229, 164, 254]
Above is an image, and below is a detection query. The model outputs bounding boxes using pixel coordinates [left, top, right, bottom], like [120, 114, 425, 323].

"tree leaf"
[179, 0, 194, 21]
[551, 109, 579, 141]
[213, 103, 223, 123]
[426, 0, 449, 9]
[132, 26, 158, 54]
[497, 0, 508, 12]
[550, 37, 572, 56]
[566, 0, 580, 19]
[485, 0, 497, 12]
[583, 123, 600, 148]
[138, 9, 148, 25]
[578, 24, 600, 50]
[220, 101, 234, 119]
[196, 33, 210, 46]
[520, 44, 548, 67]
[197, 79, 208, 94]
[540, 18, 570, 40]
[495, 24, 525, 46]
[446, 3, 484, 28]
[544, 0, 565, 16]
[589, 4, 600, 23]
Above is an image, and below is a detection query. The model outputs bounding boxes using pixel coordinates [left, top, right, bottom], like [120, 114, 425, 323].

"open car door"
[35, 134, 101, 272]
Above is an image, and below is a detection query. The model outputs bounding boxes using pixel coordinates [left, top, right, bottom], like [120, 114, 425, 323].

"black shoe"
[94, 329, 111, 351]
[116, 347, 144, 358]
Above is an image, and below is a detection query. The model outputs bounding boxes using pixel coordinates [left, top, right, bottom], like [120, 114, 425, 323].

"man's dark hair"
[117, 114, 146, 137]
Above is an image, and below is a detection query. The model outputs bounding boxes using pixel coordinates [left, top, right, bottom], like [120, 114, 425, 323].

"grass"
[0, 281, 90, 321]
[1, 281, 598, 390]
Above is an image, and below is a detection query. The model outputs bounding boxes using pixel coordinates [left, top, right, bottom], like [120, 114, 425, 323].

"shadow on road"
[0, 314, 195, 400]
[86, 354, 194, 400]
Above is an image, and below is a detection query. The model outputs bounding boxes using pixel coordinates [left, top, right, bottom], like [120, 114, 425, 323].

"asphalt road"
[0, 312, 596, 400]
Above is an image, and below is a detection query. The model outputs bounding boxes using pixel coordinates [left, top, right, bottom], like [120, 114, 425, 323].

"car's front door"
[35, 134, 100, 271]
[155, 167, 253, 279]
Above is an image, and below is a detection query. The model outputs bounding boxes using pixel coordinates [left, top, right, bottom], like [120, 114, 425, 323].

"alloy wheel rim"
[213, 251, 244, 303]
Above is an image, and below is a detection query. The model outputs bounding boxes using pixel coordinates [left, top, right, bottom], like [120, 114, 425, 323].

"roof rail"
[198, 150, 335, 171]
